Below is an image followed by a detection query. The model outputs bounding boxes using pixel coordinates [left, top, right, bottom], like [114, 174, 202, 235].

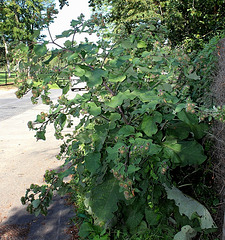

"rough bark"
[212, 37, 225, 240]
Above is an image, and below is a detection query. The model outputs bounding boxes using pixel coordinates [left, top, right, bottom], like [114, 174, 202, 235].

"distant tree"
[0, 0, 58, 76]
[89, 0, 160, 35]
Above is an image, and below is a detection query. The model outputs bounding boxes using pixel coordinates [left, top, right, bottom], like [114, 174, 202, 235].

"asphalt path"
[0, 88, 79, 239]
[0, 89, 62, 121]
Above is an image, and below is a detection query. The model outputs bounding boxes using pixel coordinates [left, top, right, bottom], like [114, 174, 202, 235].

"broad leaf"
[185, 71, 200, 80]
[127, 165, 141, 174]
[164, 185, 217, 229]
[166, 122, 190, 140]
[87, 68, 107, 87]
[106, 142, 125, 162]
[89, 177, 124, 224]
[71, 19, 80, 27]
[174, 225, 197, 240]
[106, 90, 136, 108]
[175, 104, 186, 113]
[152, 56, 162, 62]
[163, 139, 207, 166]
[85, 152, 101, 174]
[177, 110, 198, 126]
[88, 102, 101, 116]
[125, 199, 145, 230]
[32, 199, 40, 208]
[74, 66, 85, 77]
[145, 208, 161, 226]
[141, 112, 162, 137]
[177, 111, 208, 139]
[34, 44, 47, 57]
[118, 125, 135, 137]
[137, 41, 147, 48]
[109, 75, 126, 83]
[79, 222, 93, 238]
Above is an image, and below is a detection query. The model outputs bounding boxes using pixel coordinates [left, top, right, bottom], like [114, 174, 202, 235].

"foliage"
[17, 14, 223, 239]
[0, 0, 58, 75]
[0, 0, 57, 43]
[89, 0, 225, 48]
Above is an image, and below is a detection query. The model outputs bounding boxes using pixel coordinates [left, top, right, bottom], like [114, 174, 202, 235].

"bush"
[18, 15, 222, 239]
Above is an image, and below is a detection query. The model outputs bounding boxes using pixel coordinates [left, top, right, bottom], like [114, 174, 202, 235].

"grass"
[0, 72, 65, 90]
[0, 72, 16, 85]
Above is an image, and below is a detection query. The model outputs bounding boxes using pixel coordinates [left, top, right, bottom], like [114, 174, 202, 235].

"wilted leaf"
[174, 225, 197, 240]
[164, 185, 217, 229]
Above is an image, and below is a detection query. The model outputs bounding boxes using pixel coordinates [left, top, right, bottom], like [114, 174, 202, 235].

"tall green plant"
[18, 16, 219, 239]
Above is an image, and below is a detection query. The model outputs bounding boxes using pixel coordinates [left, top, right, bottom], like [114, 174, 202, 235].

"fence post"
[5, 71, 7, 85]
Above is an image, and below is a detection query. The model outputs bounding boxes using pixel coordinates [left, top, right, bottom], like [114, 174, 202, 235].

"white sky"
[43, 0, 98, 48]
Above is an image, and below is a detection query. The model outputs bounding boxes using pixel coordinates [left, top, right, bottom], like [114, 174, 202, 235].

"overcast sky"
[43, 0, 97, 48]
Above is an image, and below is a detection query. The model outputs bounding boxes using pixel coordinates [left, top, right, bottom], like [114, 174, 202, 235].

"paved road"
[0, 89, 62, 121]
[0, 88, 79, 239]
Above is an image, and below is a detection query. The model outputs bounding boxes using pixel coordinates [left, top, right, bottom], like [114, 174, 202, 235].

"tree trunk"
[2, 35, 11, 78]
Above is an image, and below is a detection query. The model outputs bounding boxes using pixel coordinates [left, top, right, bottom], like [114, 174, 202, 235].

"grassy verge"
[0, 72, 16, 85]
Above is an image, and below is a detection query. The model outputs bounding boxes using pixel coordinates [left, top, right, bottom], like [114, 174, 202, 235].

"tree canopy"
[0, 0, 58, 44]
[89, 0, 225, 47]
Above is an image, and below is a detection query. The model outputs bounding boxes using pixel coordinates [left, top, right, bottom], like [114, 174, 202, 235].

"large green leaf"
[164, 185, 217, 229]
[118, 125, 135, 137]
[74, 66, 85, 77]
[87, 68, 107, 87]
[145, 208, 161, 226]
[79, 222, 94, 238]
[89, 177, 124, 224]
[163, 139, 207, 166]
[32, 199, 40, 208]
[109, 74, 126, 83]
[87, 102, 101, 116]
[137, 41, 147, 48]
[185, 71, 200, 80]
[129, 138, 162, 155]
[92, 124, 108, 151]
[152, 56, 163, 62]
[123, 198, 146, 231]
[138, 91, 160, 103]
[177, 111, 208, 139]
[106, 90, 136, 108]
[177, 110, 198, 126]
[106, 142, 125, 162]
[85, 152, 101, 174]
[166, 122, 190, 140]
[126, 209, 144, 230]
[141, 112, 162, 137]
[34, 44, 47, 57]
